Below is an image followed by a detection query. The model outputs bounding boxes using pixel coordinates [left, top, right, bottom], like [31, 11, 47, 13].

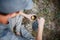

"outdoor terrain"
[24, 0, 60, 40]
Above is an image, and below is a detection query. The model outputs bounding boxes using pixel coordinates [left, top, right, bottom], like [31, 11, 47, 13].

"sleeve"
[16, 15, 24, 33]
[20, 25, 35, 40]
[25, 0, 33, 10]
[16, 15, 35, 40]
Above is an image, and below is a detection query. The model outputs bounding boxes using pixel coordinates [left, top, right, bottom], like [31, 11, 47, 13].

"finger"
[37, 17, 45, 26]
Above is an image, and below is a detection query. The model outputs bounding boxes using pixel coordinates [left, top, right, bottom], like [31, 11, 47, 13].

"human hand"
[37, 17, 45, 27]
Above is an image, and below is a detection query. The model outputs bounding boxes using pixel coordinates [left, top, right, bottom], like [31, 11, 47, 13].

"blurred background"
[23, 0, 60, 40]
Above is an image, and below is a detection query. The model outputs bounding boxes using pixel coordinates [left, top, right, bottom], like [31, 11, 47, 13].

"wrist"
[20, 12, 27, 17]
[38, 24, 44, 30]
[38, 24, 44, 27]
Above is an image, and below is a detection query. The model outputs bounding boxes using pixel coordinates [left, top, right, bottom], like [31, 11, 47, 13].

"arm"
[36, 18, 45, 40]
[20, 12, 36, 21]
